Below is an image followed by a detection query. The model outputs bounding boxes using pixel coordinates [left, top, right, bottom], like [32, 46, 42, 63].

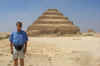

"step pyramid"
[27, 9, 80, 36]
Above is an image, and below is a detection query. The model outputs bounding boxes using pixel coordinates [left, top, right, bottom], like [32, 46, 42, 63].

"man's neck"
[17, 30, 21, 32]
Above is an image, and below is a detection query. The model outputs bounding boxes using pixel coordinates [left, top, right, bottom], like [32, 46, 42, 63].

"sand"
[0, 36, 100, 66]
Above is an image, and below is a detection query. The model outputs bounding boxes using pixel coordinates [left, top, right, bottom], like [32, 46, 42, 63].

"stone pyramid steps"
[27, 9, 80, 36]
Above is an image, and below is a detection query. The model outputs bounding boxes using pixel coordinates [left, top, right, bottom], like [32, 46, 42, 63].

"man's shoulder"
[11, 30, 27, 35]
[11, 32, 16, 35]
[21, 30, 27, 33]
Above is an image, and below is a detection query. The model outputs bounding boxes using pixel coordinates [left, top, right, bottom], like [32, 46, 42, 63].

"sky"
[0, 0, 100, 32]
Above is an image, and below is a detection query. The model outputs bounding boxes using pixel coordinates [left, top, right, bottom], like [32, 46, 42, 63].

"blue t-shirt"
[9, 30, 28, 46]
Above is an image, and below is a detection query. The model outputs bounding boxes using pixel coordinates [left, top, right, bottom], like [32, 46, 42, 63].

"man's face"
[17, 24, 22, 31]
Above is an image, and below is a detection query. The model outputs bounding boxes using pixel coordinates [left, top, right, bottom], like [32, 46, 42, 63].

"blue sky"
[0, 0, 100, 32]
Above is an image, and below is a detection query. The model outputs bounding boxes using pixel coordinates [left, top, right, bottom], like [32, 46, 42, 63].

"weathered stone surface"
[0, 32, 10, 39]
[27, 9, 80, 36]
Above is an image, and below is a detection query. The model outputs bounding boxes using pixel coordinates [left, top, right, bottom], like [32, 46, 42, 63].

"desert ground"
[0, 36, 100, 66]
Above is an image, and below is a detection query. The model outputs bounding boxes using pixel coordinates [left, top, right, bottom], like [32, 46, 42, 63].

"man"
[9, 21, 28, 66]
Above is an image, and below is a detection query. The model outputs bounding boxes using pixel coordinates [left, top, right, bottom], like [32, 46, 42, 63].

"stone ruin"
[27, 9, 80, 36]
[88, 29, 95, 33]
